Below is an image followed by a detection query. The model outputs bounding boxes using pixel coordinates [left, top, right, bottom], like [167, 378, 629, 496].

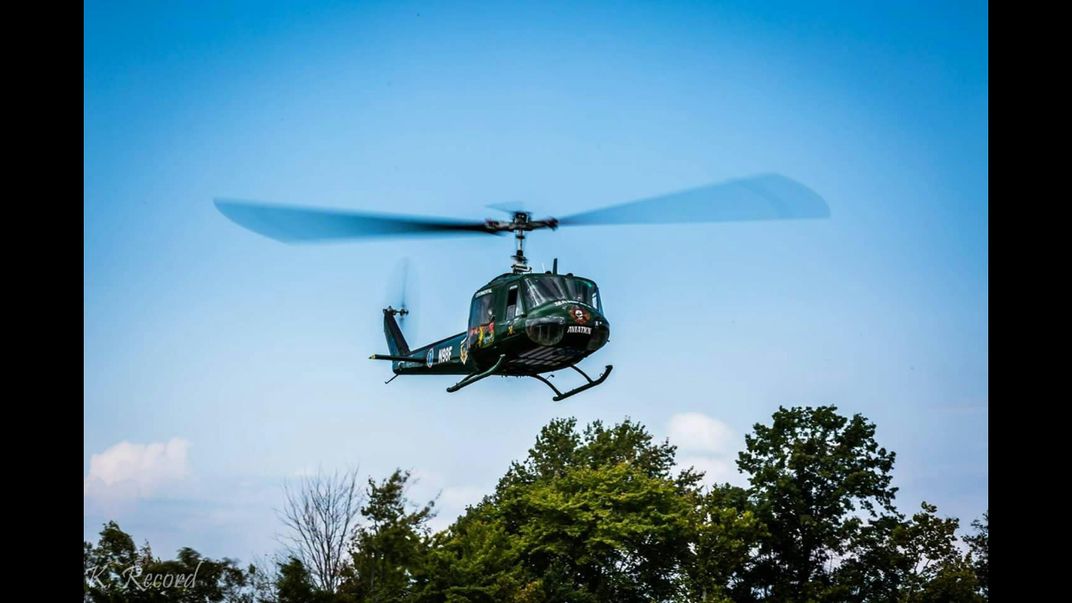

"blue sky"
[85, 0, 987, 560]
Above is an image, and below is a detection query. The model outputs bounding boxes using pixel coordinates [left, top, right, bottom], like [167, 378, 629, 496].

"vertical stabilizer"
[383, 307, 410, 356]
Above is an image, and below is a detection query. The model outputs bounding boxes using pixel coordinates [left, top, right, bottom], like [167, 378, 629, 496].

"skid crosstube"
[529, 364, 613, 402]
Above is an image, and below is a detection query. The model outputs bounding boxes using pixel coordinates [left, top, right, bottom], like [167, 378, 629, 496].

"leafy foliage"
[682, 484, 766, 602]
[85, 407, 989, 602]
[965, 511, 989, 598]
[343, 469, 436, 602]
[276, 557, 317, 603]
[83, 522, 255, 602]
[737, 405, 900, 600]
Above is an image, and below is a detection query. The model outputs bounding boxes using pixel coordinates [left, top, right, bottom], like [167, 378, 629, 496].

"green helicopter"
[215, 173, 829, 401]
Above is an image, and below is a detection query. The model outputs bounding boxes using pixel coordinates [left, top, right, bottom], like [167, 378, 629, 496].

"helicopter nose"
[526, 317, 566, 346]
[588, 320, 610, 351]
[562, 304, 609, 351]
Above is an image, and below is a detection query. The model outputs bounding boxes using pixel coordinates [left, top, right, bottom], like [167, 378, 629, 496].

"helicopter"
[215, 173, 829, 401]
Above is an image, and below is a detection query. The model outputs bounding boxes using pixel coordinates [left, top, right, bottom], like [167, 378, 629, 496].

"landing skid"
[446, 354, 506, 393]
[530, 364, 614, 402]
[445, 357, 612, 401]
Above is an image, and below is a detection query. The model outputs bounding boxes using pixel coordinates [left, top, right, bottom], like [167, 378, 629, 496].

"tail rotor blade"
[385, 258, 418, 339]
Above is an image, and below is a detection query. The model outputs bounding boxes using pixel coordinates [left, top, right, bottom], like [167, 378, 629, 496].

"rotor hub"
[478, 212, 560, 273]
[483, 211, 559, 233]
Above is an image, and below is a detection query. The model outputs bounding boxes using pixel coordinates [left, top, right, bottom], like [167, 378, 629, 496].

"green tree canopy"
[342, 469, 436, 602]
[420, 417, 702, 603]
[83, 521, 253, 602]
[85, 408, 988, 603]
[736, 405, 900, 600]
[965, 511, 988, 599]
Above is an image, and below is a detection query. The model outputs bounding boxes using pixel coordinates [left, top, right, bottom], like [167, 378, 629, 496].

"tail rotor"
[385, 258, 418, 341]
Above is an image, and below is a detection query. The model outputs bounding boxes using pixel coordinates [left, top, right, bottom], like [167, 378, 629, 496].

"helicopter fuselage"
[380, 272, 610, 378]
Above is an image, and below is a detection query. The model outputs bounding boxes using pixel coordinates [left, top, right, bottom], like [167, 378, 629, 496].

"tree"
[736, 405, 899, 600]
[502, 459, 693, 601]
[280, 467, 364, 594]
[83, 521, 256, 602]
[833, 514, 910, 601]
[897, 502, 977, 599]
[836, 501, 982, 602]
[415, 503, 525, 602]
[964, 511, 988, 599]
[143, 547, 250, 601]
[246, 555, 281, 603]
[80, 522, 141, 601]
[85, 410, 987, 602]
[497, 418, 700, 493]
[344, 469, 436, 602]
[440, 417, 702, 602]
[276, 556, 318, 603]
[84, 521, 138, 601]
[683, 484, 766, 603]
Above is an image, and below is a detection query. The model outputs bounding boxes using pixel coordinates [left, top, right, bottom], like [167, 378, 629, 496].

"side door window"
[505, 285, 519, 321]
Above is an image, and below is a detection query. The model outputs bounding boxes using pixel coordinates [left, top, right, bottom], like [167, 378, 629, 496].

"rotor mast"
[483, 211, 558, 274]
[513, 228, 529, 273]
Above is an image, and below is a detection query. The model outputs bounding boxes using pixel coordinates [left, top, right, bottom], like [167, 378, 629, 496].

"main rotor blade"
[214, 199, 495, 243]
[557, 174, 829, 227]
[485, 201, 529, 215]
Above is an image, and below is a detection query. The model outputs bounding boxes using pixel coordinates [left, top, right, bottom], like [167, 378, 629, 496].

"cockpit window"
[523, 276, 600, 311]
[469, 291, 495, 329]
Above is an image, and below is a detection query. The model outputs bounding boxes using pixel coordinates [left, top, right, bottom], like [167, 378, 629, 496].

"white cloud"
[84, 438, 191, 500]
[667, 412, 737, 454]
[440, 485, 486, 509]
[666, 413, 745, 487]
[676, 455, 746, 487]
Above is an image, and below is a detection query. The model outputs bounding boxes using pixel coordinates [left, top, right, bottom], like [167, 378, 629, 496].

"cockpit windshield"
[523, 276, 601, 312]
